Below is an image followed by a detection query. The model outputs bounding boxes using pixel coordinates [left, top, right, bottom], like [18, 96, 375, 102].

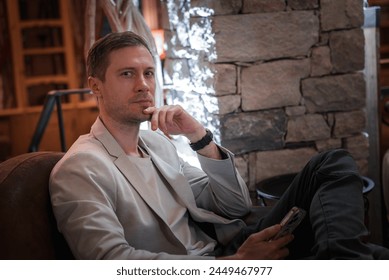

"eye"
[121, 71, 134, 77]
[145, 69, 155, 78]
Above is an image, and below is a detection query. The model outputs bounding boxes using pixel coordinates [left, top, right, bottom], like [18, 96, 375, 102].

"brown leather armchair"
[384, 150, 389, 231]
[0, 152, 74, 259]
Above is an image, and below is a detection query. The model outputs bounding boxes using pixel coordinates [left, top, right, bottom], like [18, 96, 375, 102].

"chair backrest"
[383, 150, 389, 225]
[0, 152, 74, 259]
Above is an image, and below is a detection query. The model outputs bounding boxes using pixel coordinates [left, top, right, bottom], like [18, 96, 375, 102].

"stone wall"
[162, 0, 368, 190]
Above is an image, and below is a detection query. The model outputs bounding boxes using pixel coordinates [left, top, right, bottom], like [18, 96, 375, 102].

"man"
[49, 31, 383, 259]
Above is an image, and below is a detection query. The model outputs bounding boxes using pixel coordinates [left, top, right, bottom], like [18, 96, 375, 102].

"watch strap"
[189, 129, 213, 151]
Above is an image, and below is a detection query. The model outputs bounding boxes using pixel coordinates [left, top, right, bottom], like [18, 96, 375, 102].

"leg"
[225, 149, 372, 259]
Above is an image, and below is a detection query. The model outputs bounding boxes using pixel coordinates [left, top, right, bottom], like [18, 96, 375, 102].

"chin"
[132, 115, 151, 124]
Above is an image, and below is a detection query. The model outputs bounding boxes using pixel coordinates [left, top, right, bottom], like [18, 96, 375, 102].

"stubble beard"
[122, 109, 151, 127]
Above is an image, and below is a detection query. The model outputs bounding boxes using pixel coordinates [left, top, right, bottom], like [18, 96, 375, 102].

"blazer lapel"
[91, 118, 168, 221]
[146, 147, 196, 205]
[143, 143, 232, 224]
[113, 155, 169, 221]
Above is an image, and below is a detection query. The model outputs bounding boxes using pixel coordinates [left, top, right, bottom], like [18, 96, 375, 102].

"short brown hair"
[87, 31, 153, 81]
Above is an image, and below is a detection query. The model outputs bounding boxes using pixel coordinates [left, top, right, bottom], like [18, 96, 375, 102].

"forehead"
[107, 46, 154, 68]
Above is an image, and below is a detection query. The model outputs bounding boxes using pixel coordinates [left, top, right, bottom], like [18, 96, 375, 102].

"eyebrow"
[116, 66, 155, 72]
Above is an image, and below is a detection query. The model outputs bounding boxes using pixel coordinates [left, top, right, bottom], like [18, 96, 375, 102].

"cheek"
[149, 80, 157, 92]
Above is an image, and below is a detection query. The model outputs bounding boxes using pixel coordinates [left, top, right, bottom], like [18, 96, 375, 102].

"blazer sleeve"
[182, 146, 252, 219]
[49, 151, 213, 260]
[142, 131, 251, 219]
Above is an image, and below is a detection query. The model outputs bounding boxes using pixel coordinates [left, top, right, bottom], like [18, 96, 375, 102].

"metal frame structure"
[28, 89, 92, 152]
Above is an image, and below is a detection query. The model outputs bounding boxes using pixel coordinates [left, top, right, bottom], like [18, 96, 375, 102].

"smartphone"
[272, 206, 306, 240]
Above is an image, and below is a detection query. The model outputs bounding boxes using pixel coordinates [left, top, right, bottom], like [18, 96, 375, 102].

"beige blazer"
[49, 118, 252, 259]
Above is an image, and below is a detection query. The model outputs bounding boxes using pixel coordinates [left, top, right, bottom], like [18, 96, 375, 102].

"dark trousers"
[222, 149, 376, 259]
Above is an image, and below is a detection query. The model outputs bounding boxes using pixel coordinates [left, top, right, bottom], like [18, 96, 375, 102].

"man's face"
[91, 46, 156, 126]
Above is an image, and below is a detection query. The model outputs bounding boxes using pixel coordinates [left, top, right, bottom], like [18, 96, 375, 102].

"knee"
[319, 148, 350, 159]
[312, 149, 360, 176]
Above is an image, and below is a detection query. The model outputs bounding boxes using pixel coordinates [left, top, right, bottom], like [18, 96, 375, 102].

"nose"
[136, 75, 150, 93]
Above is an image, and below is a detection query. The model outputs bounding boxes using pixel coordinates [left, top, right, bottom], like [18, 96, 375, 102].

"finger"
[157, 108, 168, 133]
[143, 106, 156, 117]
[165, 108, 176, 131]
[276, 234, 294, 247]
[275, 247, 290, 259]
[243, 225, 281, 248]
[263, 236, 291, 260]
[253, 224, 282, 241]
[143, 106, 157, 125]
[149, 108, 160, 131]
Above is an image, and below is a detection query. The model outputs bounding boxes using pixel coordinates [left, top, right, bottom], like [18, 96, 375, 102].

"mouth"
[134, 99, 153, 107]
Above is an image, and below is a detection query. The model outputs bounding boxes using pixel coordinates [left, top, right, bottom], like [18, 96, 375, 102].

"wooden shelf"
[369, 0, 389, 6]
[0, 98, 97, 117]
[5, 0, 79, 108]
[380, 58, 389, 64]
[23, 47, 66, 55]
[24, 75, 70, 86]
[0, 108, 23, 117]
[0, 0, 97, 159]
[19, 19, 63, 28]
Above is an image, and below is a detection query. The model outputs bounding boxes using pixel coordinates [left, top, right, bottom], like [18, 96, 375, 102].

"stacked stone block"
[162, 0, 367, 189]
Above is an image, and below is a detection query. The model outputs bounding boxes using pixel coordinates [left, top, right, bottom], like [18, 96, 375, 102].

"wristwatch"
[189, 129, 214, 151]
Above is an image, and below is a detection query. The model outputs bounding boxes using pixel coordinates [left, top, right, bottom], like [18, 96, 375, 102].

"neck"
[128, 145, 144, 158]
[99, 115, 142, 156]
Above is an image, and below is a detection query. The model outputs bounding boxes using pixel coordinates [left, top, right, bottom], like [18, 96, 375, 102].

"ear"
[88, 76, 102, 97]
